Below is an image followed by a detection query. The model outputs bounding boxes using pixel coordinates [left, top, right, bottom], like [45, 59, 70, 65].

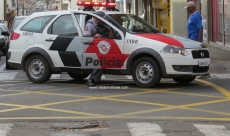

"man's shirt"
[84, 19, 98, 36]
[187, 11, 203, 42]
[83, 18, 110, 37]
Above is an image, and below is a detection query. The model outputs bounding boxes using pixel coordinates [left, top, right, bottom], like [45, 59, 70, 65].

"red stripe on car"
[85, 38, 129, 69]
[135, 33, 184, 48]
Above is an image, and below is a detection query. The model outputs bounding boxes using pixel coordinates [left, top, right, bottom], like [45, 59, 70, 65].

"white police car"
[2, 1, 210, 88]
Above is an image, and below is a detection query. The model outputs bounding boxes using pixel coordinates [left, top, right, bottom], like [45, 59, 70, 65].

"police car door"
[42, 14, 82, 68]
[79, 13, 126, 70]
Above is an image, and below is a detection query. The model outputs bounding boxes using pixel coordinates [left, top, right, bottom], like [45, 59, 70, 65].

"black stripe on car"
[58, 51, 81, 67]
[49, 35, 74, 51]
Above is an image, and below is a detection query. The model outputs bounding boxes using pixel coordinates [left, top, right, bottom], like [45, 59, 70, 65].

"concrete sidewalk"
[205, 58, 230, 79]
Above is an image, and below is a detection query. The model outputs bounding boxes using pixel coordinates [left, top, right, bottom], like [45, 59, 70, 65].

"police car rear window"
[20, 15, 55, 33]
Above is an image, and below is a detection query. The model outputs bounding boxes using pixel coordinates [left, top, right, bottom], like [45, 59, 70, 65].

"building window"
[212, 0, 230, 45]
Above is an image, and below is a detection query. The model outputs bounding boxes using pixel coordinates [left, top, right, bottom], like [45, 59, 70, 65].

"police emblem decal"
[97, 41, 111, 54]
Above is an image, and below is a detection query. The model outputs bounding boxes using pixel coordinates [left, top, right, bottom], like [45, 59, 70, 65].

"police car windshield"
[108, 14, 160, 33]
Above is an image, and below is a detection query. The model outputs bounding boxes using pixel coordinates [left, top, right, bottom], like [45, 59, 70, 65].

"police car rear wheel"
[25, 55, 51, 83]
[68, 73, 89, 81]
[173, 76, 196, 84]
[132, 57, 161, 88]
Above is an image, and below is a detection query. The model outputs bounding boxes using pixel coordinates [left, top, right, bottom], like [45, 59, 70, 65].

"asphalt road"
[0, 57, 230, 136]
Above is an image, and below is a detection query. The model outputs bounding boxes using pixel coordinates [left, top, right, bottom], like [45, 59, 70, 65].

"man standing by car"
[83, 11, 113, 86]
[184, 1, 210, 79]
[184, 1, 203, 42]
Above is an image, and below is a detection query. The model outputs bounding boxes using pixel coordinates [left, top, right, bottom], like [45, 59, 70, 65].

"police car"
[2, 1, 210, 88]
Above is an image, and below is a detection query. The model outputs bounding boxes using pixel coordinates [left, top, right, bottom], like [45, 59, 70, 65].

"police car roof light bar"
[77, 1, 116, 7]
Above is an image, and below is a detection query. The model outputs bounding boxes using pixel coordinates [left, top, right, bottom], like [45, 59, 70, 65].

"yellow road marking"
[184, 107, 230, 116]
[100, 97, 171, 107]
[0, 92, 31, 98]
[35, 98, 98, 107]
[0, 79, 229, 119]
[196, 79, 230, 99]
[33, 107, 107, 117]
[163, 90, 227, 99]
[114, 99, 230, 117]
[0, 103, 30, 108]
[0, 107, 30, 113]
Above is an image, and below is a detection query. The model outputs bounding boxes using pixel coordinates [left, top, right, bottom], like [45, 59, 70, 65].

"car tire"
[68, 73, 89, 81]
[173, 76, 196, 84]
[132, 57, 161, 88]
[25, 55, 51, 83]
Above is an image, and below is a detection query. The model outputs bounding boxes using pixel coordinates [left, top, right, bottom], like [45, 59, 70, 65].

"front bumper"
[172, 65, 209, 73]
[161, 49, 210, 76]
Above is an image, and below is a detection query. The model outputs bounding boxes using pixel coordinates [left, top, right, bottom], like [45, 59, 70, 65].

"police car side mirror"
[2, 31, 10, 36]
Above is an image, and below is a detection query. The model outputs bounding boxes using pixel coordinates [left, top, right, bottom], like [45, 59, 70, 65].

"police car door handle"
[45, 39, 55, 42]
[83, 42, 93, 45]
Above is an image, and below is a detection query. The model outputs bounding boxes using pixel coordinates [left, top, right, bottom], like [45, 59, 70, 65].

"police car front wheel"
[25, 55, 51, 83]
[132, 57, 161, 88]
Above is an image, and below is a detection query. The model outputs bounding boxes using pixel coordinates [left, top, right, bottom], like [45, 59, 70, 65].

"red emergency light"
[77, 1, 116, 7]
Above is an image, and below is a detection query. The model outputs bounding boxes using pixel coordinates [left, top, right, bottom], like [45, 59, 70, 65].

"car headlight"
[161, 45, 188, 56]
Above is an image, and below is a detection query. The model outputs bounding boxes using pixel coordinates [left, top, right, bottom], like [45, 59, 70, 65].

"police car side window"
[20, 16, 55, 33]
[48, 15, 78, 35]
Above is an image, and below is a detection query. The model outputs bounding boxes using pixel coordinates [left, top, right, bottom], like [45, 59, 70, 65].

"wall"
[0, 0, 4, 20]
[170, 0, 187, 37]
[71, 0, 78, 10]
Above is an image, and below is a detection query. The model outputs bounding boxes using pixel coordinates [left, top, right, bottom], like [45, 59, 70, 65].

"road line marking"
[116, 99, 229, 117]
[0, 72, 18, 81]
[127, 123, 167, 136]
[196, 79, 230, 99]
[0, 124, 13, 136]
[194, 124, 230, 136]
[164, 90, 227, 99]
[0, 64, 6, 71]
[183, 107, 230, 116]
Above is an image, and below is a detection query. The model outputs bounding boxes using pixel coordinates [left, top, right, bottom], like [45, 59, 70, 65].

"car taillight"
[10, 32, 20, 40]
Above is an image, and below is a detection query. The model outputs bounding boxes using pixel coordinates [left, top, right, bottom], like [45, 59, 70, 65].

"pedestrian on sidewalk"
[183, 1, 210, 79]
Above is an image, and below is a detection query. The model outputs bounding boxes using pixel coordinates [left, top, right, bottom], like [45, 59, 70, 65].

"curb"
[209, 74, 230, 79]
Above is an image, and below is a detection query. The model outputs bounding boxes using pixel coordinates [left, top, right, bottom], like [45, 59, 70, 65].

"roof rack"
[77, 1, 119, 11]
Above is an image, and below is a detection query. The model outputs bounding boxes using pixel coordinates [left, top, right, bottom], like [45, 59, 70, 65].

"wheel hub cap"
[28, 59, 44, 79]
[136, 62, 154, 83]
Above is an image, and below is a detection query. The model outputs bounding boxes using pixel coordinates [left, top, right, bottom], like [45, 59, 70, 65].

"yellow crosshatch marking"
[0, 79, 229, 121]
